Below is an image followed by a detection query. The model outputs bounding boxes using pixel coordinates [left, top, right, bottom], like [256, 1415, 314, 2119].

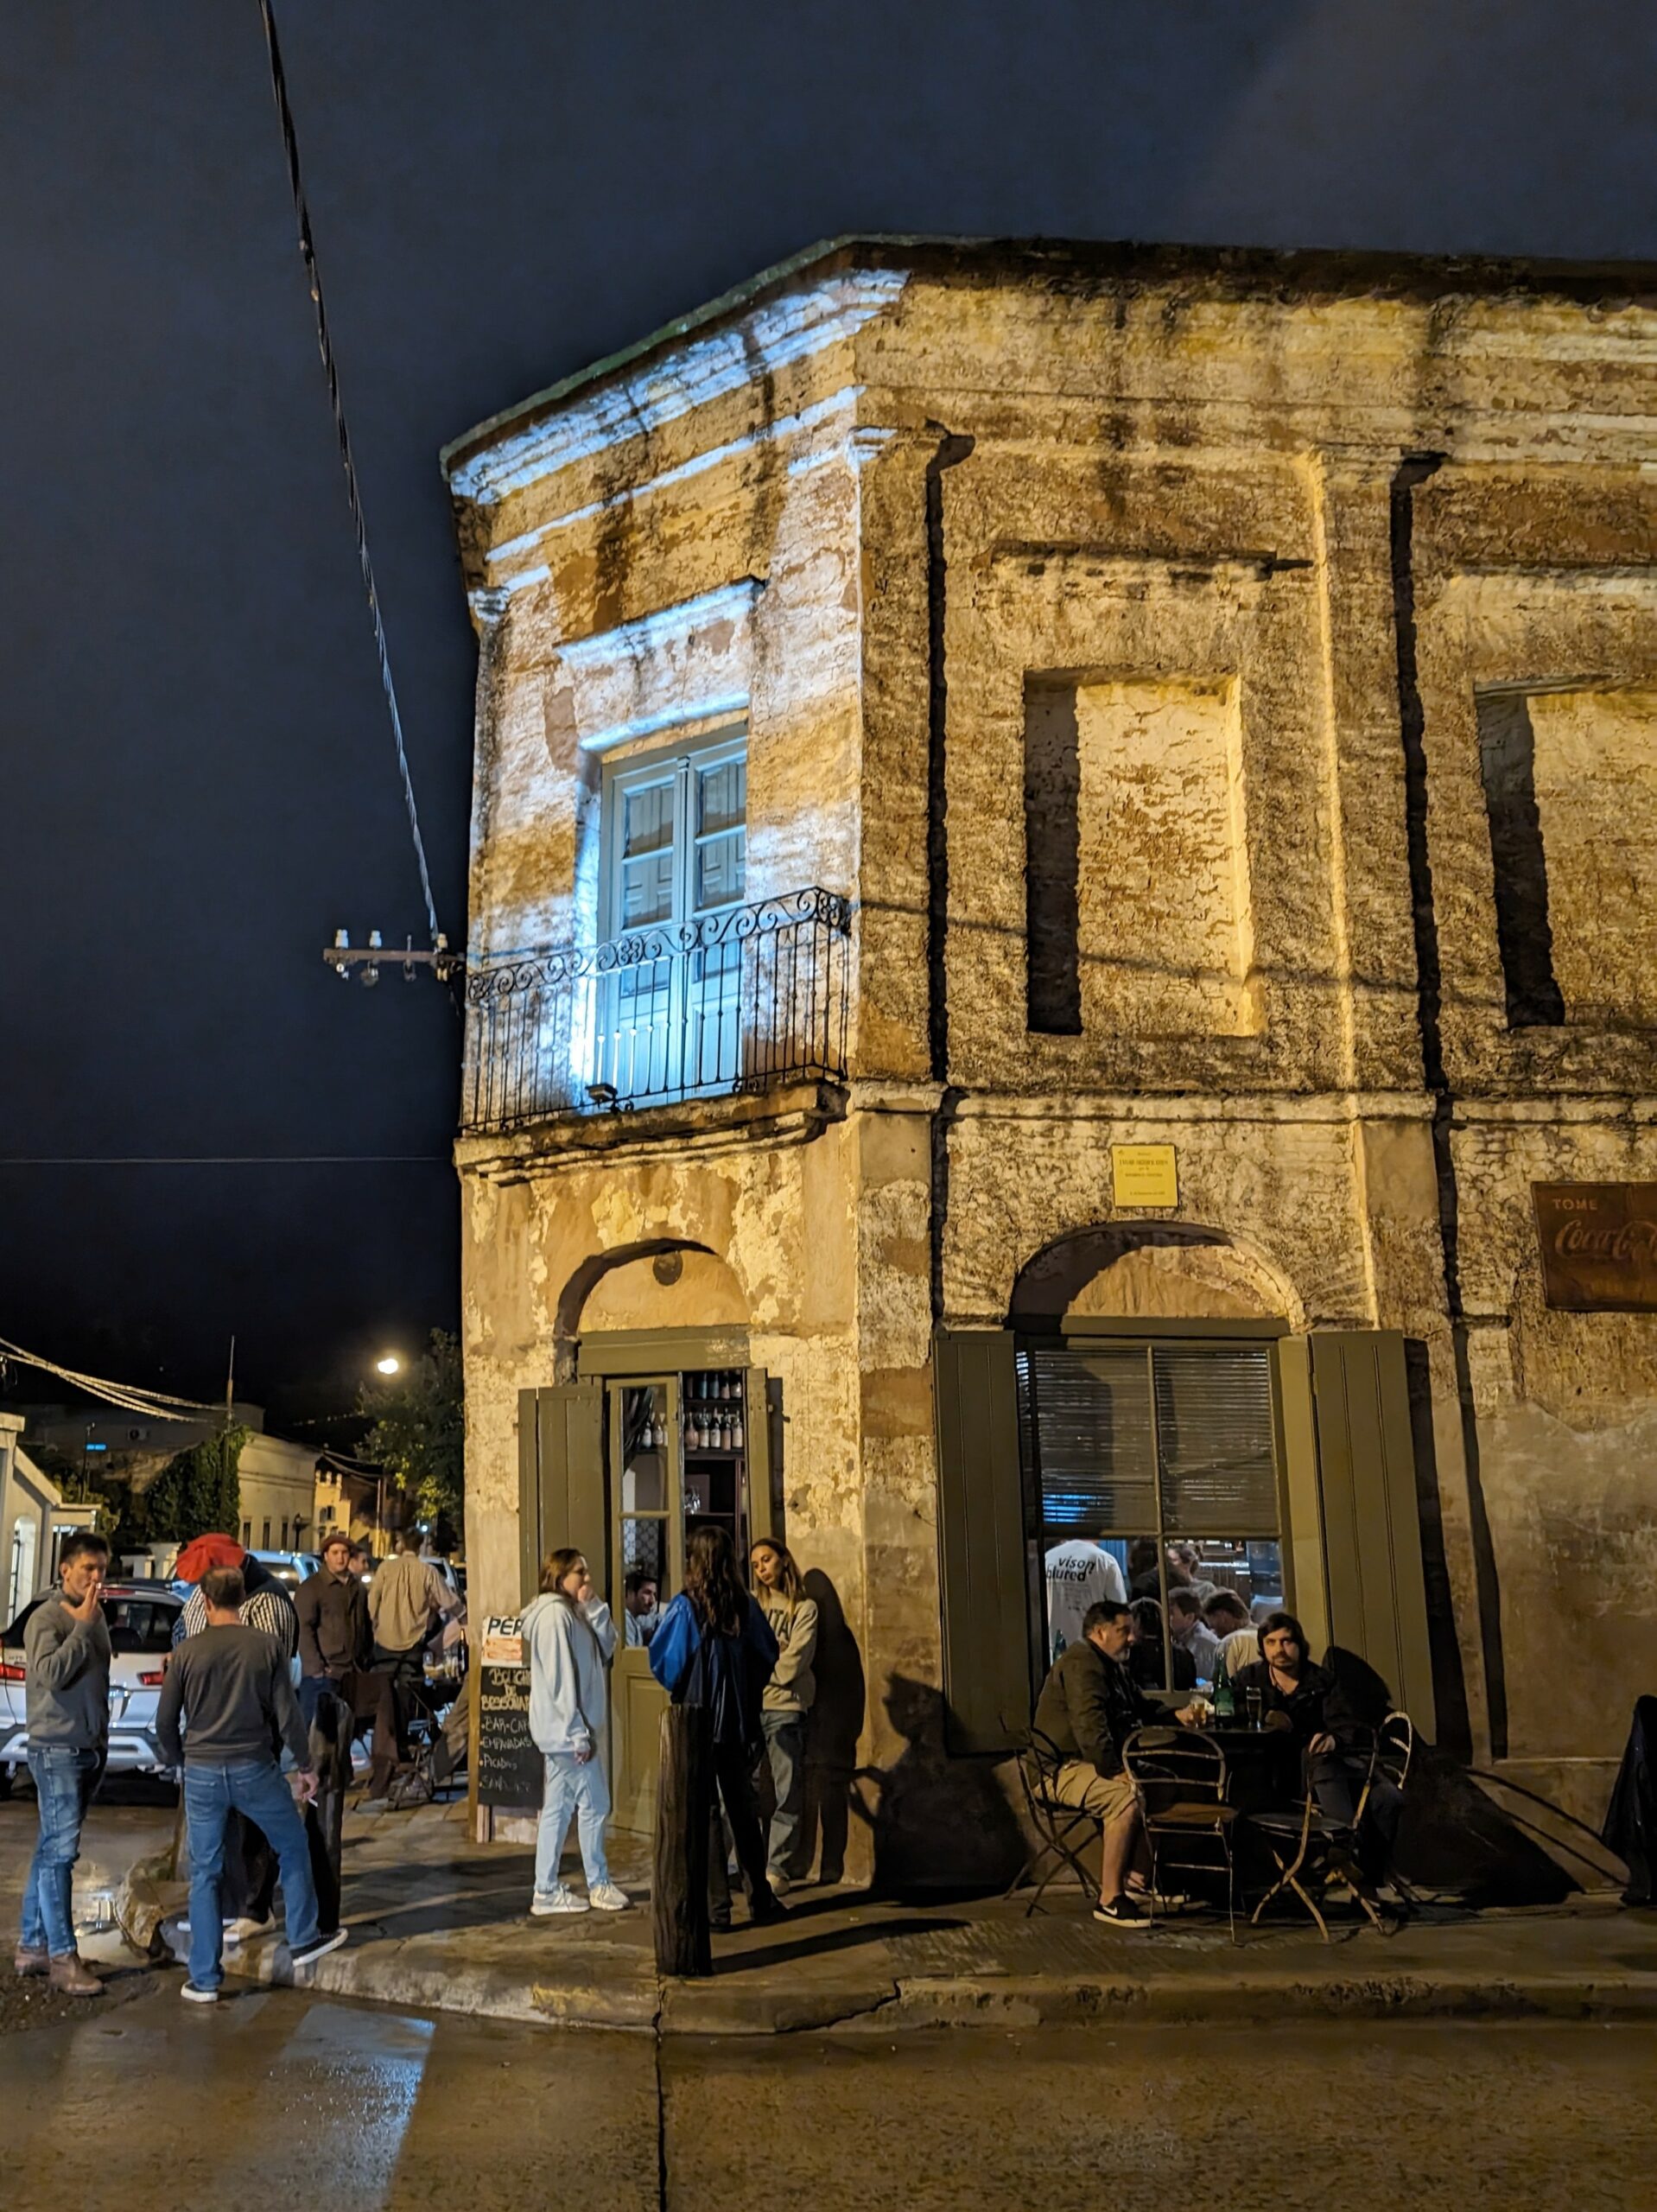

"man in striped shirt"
[173, 1540, 298, 1657]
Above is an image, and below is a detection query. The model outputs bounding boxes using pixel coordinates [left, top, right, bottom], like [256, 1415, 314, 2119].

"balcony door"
[600, 734, 747, 1102]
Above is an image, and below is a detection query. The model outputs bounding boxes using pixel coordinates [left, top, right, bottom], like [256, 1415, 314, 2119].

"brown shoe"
[13, 1944, 48, 1977]
[47, 1953, 103, 1998]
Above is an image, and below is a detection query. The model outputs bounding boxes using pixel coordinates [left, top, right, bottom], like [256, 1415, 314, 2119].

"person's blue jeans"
[533, 1751, 612, 1896]
[183, 1758, 321, 1991]
[22, 1745, 105, 1957]
[759, 1712, 806, 1880]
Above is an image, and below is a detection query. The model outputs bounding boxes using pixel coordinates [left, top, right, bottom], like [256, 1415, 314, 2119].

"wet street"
[5, 1981, 1654, 2211]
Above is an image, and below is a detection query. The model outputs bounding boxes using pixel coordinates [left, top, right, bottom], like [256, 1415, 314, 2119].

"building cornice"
[446, 270, 906, 507]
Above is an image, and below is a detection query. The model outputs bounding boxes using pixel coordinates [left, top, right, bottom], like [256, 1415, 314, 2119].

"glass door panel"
[609, 1378, 679, 1834]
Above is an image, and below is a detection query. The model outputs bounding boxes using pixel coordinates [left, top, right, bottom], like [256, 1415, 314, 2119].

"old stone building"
[442, 238, 1657, 1856]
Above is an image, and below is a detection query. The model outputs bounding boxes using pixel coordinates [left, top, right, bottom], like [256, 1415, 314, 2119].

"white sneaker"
[530, 1886, 589, 1916]
[224, 1916, 273, 1948]
[587, 1882, 630, 1912]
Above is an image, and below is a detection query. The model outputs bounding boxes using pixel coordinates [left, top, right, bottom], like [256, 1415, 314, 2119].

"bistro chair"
[1006, 1727, 1101, 1916]
[1122, 1726, 1242, 1942]
[1247, 1727, 1392, 1942]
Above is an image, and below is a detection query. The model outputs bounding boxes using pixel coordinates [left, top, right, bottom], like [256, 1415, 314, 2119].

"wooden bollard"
[653, 1703, 712, 1977]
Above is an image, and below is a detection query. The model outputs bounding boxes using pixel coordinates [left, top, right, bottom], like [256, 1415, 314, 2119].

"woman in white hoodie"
[522, 1548, 628, 1916]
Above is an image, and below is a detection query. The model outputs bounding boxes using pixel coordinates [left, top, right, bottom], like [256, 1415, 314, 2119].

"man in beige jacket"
[367, 1531, 454, 1688]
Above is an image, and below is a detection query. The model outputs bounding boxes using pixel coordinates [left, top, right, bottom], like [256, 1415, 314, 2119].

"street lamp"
[375, 1355, 401, 1376]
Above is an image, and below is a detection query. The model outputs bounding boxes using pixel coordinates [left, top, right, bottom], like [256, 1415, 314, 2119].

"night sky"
[2, 3, 1651, 1424]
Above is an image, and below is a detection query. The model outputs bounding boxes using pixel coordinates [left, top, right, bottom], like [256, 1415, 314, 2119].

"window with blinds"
[1019, 1339, 1285, 1688]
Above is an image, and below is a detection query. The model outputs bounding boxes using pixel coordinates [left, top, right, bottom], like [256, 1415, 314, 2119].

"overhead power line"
[256, 0, 444, 952]
[0, 1333, 224, 1421]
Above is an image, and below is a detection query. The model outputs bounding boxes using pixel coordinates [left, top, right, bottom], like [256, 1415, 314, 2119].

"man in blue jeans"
[156, 1564, 348, 2002]
[16, 1530, 112, 1997]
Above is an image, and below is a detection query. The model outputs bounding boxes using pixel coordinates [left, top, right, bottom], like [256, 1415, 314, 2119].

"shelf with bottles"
[680, 1369, 746, 1455]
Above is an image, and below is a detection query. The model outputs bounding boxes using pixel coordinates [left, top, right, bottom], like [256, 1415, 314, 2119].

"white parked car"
[247, 1549, 322, 1595]
[0, 1581, 184, 1792]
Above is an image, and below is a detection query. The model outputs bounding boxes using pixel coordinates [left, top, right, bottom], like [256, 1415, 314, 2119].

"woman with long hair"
[649, 1526, 785, 1929]
[748, 1538, 818, 1893]
[521, 1547, 627, 1916]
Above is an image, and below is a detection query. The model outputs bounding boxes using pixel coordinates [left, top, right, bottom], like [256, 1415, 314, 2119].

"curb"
[117, 1866, 1657, 2036]
[200, 1948, 1657, 2035]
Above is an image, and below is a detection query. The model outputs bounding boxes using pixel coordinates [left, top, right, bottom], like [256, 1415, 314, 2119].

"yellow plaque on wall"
[1112, 1143, 1178, 1209]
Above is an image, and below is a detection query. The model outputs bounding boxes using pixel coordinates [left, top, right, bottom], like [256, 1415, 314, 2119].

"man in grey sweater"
[156, 1564, 348, 2001]
[16, 1531, 112, 1996]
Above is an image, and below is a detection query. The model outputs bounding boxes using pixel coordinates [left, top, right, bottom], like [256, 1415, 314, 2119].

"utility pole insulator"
[324, 929, 463, 987]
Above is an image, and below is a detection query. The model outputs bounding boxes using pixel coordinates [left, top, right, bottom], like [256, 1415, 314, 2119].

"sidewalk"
[118, 1798, 1657, 2037]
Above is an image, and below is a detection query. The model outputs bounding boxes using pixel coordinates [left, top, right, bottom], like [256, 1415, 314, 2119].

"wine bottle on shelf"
[732, 1407, 744, 1450]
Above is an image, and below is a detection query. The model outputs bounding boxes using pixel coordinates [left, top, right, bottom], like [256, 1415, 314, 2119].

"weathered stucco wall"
[450, 245, 1657, 1842]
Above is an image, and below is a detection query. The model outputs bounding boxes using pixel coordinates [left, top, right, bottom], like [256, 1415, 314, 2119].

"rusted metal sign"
[1532, 1183, 1657, 1313]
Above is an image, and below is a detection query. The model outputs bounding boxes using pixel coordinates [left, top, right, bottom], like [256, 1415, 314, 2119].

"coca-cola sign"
[1532, 1183, 1657, 1313]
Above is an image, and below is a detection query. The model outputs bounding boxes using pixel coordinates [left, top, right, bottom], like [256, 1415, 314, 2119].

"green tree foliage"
[133, 1427, 248, 1547]
[358, 1330, 464, 1541]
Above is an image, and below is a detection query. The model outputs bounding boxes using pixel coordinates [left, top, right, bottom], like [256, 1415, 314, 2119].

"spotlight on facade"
[586, 1082, 619, 1109]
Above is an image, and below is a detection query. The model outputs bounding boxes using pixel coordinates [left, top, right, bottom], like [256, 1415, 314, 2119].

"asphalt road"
[4, 1984, 1654, 2212]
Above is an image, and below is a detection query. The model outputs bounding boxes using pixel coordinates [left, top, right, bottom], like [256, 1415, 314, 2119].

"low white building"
[1, 1414, 98, 1620]
[22, 1405, 320, 1559]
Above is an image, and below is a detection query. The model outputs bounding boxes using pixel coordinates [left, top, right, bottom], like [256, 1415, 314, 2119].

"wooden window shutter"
[1292, 1332, 1438, 1739]
[743, 1369, 778, 1548]
[517, 1383, 605, 1609]
[934, 1330, 1030, 1756]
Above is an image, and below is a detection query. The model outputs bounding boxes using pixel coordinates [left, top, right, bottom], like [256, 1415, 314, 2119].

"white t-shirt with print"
[1043, 1540, 1127, 1661]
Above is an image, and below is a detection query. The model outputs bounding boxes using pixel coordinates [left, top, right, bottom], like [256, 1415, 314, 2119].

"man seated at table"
[1231, 1611, 1404, 1893]
[1032, 1599, 1202, 1925]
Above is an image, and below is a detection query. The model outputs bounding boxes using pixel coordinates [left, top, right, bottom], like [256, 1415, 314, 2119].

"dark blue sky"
[1, 1, 1651, 1417]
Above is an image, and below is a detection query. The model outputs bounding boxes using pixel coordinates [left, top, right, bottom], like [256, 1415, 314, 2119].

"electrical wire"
[256, 0, 443, 951]
[0, 1333, 223, 1421]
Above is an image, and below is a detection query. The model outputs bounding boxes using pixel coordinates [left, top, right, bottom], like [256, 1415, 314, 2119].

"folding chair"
[1248, 1728, 1389, 1941]
[1006, 1727, 1102, 1916]
[389, 1675, 465, 1808]
[1122, 1726, 1242, 1942]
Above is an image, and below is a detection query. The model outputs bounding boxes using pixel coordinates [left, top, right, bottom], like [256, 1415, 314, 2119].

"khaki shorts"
[1048, 1759, 1136, 1824]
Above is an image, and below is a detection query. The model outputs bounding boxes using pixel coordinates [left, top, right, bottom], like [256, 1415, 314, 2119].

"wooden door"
[605, 1363, 775, 1834]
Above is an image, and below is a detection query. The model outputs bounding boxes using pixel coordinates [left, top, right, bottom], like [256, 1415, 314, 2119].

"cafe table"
[1202, 1720, 1304, 1817]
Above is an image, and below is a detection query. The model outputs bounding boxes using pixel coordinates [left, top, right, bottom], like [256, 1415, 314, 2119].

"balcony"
[461, 888, 852, 1136]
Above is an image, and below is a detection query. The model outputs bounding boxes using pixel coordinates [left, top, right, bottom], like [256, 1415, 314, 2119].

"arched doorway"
[520, 1238, 777, 1832]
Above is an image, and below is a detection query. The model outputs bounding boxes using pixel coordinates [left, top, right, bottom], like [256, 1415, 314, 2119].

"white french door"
[599, 734, 747, 1101]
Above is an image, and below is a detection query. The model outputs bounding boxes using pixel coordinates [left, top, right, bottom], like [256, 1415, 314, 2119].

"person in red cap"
[173, 1536, 297, 1656]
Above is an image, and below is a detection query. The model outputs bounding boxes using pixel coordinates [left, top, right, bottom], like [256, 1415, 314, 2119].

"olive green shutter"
[744, 1368, 778, 1547]
[517, 1383, 605, 1608]
[934, 1330, 1029, 1756]
[1281, 1332, 1437, 1739]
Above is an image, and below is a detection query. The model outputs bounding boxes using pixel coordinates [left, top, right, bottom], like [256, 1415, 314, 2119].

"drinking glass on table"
[1244, 1686, 1263, 1730]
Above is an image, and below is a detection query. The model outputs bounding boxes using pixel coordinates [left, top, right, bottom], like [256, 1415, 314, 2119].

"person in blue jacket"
[648, 1525, 786, 1928]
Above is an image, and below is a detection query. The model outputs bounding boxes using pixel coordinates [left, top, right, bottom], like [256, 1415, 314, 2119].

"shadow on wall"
[851, 1674, 1025, 1898]
[1323, 1645, 1575, 1907]
[797, 1568, 864, 1885]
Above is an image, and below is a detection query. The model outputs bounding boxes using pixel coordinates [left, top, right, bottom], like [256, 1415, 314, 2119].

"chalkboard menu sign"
[476, 1616, 542, 1809]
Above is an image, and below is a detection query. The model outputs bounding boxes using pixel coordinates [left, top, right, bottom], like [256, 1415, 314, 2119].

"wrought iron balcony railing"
[461, 888, 852, 1135]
